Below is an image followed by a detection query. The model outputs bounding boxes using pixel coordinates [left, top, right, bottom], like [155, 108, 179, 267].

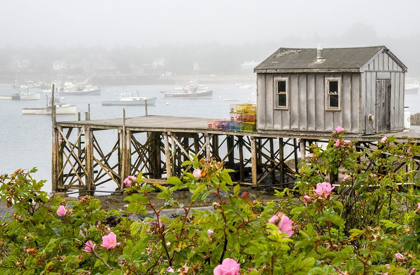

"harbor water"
[0, 80, 257, 193]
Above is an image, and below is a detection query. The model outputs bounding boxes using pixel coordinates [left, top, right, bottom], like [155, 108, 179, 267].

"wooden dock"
[51, 113, 420, 193]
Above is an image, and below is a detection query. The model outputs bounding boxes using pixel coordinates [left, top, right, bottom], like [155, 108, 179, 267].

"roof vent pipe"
[317, 44, 323, 61]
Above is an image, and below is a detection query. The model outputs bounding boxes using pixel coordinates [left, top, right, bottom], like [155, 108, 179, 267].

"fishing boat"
[102, 91, 157, 106]
[60, 82, 101, 95]
[0, 95, 12, 100]
[12, 89, 41, 100]
[163, 80, 213, 98]
[22, 97, 77, 115]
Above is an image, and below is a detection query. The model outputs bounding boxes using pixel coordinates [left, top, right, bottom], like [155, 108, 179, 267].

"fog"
[2, 0, 419, 47]
[1, 0, 420, 75]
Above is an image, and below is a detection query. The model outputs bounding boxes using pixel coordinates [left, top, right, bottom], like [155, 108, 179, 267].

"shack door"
[375, 79, 391, 133]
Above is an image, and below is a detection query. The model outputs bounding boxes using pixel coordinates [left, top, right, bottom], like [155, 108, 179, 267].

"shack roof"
[254, 46, 407, 73]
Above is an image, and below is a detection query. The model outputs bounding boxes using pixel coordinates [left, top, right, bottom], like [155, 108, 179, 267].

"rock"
[411, 113, 420, 125]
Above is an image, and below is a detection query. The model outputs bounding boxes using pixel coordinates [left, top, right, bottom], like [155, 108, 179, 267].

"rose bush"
[0, 129, 419, 274]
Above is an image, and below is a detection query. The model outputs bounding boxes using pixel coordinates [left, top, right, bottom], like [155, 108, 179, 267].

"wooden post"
[205, 133, 211, 160]
[87, 104, 91, 121]
[51, 84, 57, 192]
[120, 109, 126, 190]
[211, 134, 219, 160]
[227, 136, 234, 169]
[270, 138, 275, 184]
[84, 126, 94, 193]
[163, 132, 172, 178]
[300, 139, 306, 161]
[250, 136, 257, 186]
[293, 138, 299, 173]
[238, 136, 244, 182]
[145, 99, 148, 116]
[279, 138, 285, 184]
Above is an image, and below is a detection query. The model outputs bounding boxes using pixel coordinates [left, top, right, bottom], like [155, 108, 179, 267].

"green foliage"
[0, 134, 420, 274]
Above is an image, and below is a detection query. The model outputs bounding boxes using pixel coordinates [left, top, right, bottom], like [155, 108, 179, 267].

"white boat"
[164, 80, 213, 98]
[12, 90, 41, 100]
[102, 92, 157, 106]
[236, 84, 254, 89]
[0, 95, 12, 100]
[60, 82, 101, 95]
[405, 80, 419, 94]
[22, 98, 77, 115]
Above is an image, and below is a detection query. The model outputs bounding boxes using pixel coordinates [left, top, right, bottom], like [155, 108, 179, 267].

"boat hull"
[12, 93, 41, 100]
[164, 90, 213, 98]
[102, 97, 157, 106]
[0, 95, 12, 100]
[62, 88, 101, 95]
[22, 105, 77, 115]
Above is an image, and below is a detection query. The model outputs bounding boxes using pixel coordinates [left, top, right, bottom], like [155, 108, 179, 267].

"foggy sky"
[1, 0, 420, 48]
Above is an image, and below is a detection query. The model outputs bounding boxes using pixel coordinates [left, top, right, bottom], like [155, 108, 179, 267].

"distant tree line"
[1, 23, 420, 80]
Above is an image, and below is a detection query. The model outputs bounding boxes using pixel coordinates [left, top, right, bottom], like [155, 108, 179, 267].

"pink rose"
[314, 182, 335, 198]
[123, 175, 136, 187]
[308, 153, 314, 158]
[214, 258, 240, 275]
[193, 169, 202, 179]
[167, 266, 174, 273]
[268, 215, 279, 224]
[411, 268, 416, 274]
[381, 137, 388, 143]
[335, 126, 344, 133]
[83, 241, 96, 253]
[395, 253, 404, 260]
[385, 264, 390, 269]
[278, 215, 294, 237]
[303, 195, 311, 202]
[417, 202, 420, 209]
[101, 232, 120, 249]
[207, 229, 214, 238]
[57, 205, 67, 216]
[334, 139, 341, 147]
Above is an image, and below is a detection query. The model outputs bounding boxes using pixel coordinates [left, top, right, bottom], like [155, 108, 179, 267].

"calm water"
[0, 81, 257, 192]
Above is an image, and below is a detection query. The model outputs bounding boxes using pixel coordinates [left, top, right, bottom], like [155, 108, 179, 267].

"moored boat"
[102, 92, 156, 106]
[22, 98, 77, 115]
[12, 90, 41, 100]
[61, 82, 101, 95]
[164, 80, 213, 99]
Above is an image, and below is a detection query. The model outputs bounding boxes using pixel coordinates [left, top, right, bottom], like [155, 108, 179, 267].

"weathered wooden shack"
[255, 46, 407, 135]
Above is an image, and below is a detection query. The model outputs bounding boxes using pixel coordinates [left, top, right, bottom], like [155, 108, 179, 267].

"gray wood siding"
[257, 73, 360, 133]
[360, 52, 405, 133]
[257, 74, 266, 130]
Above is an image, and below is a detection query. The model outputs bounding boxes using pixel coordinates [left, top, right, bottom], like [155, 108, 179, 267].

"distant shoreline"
[0, 74, 257, 86]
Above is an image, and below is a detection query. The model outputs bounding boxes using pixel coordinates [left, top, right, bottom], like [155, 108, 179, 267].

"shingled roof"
[254, 46, 407, 73]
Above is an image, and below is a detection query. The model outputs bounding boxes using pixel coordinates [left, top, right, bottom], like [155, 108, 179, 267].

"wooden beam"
[251, 136, 257, 186]
[84, 127, 94, 191]
[163, 132, 172, 178]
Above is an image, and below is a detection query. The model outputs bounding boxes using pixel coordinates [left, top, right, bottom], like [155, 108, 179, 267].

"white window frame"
[325, 77, 341, 111]
[274, 77, 289, 110]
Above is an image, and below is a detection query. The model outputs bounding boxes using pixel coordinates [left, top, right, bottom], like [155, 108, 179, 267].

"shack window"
[325, 78, 341, 111]
[274, 77, 288, 109]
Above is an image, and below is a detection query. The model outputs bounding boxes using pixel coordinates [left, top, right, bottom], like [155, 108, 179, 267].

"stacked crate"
[230, 103, 257, 132]
[207, 103, 257, 132]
